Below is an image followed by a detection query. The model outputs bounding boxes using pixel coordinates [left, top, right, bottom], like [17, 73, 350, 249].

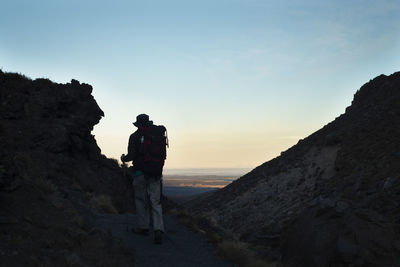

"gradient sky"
[1, 0, 399, 169]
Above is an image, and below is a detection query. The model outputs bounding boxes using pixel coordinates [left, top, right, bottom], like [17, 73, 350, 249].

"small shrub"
[4, 72, 31, 81]
[65, 207, 84, 228]
[73, 215, 84, 228]
[247, 259, 278, 267]
[71, 182, 83, 191]
[217, 240, 278, 267]
[7, 234, 29, 247]
[35, 176, 57, 194]
[206, 230, 221, 244]
[217, 240, 253, 267]
[90, 195, 118, 214]
[0, 165, 5, 179]
[14, 151, 31, 179]
[175, 209, 199, 231]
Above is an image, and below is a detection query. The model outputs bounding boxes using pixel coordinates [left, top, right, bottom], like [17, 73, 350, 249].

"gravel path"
[93, 213, 231, 267]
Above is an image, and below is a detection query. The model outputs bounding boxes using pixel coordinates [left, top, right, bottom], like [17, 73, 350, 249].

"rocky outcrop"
[0, 71, 135, 266]
[189, 72, 400, 266]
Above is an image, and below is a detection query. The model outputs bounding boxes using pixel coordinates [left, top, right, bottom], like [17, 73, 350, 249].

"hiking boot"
[132, 228, 149, 236]
[154, 230, 163, 244]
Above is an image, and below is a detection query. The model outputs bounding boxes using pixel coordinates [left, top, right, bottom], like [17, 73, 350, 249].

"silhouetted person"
[121, 114, 167, 244]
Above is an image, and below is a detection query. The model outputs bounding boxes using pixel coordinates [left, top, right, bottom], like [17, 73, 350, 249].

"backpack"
[139, 125, 168, 176]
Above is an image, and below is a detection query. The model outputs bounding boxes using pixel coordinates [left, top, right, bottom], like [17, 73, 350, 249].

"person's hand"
[120, 154, 126, 162]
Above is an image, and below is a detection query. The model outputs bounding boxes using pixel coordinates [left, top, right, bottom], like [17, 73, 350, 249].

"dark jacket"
[123, 129, 145, 171]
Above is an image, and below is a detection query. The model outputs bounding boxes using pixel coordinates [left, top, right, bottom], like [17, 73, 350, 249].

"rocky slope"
[189, 72, 400, 266]
[0, 71, 135, 266]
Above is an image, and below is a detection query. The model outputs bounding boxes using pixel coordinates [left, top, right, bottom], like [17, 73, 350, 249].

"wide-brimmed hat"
[133, 114, 153, 127]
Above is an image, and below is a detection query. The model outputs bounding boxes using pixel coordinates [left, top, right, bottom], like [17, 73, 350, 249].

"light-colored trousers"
[132, 174, 164, 232]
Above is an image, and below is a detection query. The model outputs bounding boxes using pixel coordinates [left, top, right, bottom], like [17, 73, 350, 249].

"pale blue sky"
[1, 0, 399, 168]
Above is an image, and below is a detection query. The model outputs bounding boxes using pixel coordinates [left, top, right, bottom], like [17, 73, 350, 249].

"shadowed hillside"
[0, 71, 135, 266]
[189, 72, 400, 266]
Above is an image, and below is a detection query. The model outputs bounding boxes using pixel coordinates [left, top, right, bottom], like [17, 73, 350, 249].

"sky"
[1, 0, 399, 170]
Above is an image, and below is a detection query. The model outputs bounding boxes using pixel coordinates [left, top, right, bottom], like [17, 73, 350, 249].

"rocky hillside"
[0, 71, 135, 266]
[189, 72, 400, 266]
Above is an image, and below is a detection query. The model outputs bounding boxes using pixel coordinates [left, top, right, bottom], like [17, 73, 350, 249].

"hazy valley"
[1, 70, 400, 267]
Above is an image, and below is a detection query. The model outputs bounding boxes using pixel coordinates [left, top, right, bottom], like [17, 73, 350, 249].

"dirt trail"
[92, 213, 231, 267]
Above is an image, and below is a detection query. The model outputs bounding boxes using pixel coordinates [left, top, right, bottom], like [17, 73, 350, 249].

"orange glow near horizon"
[177, 183, 225, 188]
[163, 176, 235, 188]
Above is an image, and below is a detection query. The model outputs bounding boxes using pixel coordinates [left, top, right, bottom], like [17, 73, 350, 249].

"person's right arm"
[121, 133, 137, 162]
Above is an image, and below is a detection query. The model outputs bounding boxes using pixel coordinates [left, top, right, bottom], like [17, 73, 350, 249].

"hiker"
[121, 114, 167, 244]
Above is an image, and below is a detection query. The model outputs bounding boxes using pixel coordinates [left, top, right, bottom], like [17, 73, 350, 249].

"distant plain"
[162, 168, 249, 202]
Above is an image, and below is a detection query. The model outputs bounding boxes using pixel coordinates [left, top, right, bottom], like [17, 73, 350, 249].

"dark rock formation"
[0, 71, 135, 266]
[189, 72, 400, 266]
